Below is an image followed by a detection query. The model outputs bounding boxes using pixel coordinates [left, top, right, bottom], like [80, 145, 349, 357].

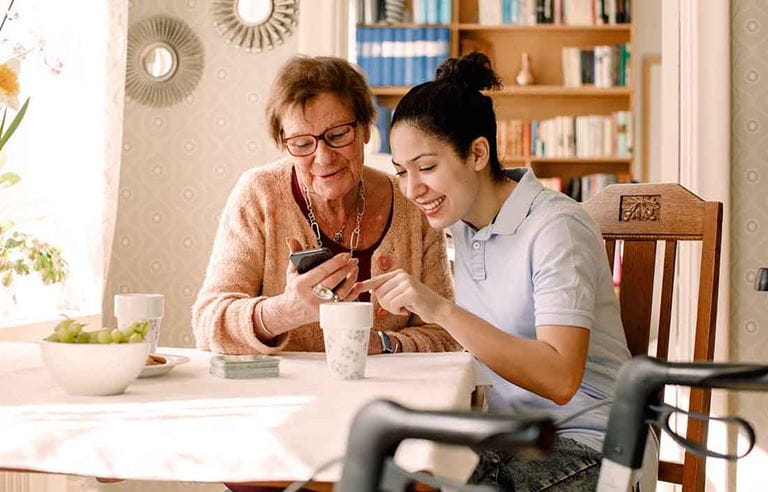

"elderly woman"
[192, 56, 459, 355]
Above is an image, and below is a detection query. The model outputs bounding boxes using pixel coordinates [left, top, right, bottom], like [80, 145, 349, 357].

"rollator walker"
[335, 356, 766, 492]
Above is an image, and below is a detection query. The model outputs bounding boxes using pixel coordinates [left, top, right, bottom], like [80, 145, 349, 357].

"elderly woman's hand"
[282, 238, 359, 325]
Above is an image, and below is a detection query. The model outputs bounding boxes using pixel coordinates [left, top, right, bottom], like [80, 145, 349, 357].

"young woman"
[351, 53, 633, 490]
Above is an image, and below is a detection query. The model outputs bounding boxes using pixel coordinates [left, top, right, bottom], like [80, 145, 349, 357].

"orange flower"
[0, 59, 20, 111]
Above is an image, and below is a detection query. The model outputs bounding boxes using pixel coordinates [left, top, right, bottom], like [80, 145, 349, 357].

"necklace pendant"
[334, 232, 343, 243]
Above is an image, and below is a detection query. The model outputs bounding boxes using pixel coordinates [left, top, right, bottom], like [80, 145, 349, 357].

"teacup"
[320, 302, 373, 380]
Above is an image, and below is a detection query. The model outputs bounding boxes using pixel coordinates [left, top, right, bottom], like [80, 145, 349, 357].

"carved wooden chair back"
[583, 183, 723, 492]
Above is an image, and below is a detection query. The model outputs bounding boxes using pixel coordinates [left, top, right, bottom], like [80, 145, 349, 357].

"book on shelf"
[356, 0, 452, 24]
[374, 102, 392, 154]
[561, 43, 630, 87]
[496, 111, 632, 160]
[356, 27, 450, 86]
[476, 0, 631, 26]
[568, 172, 632, 202]
[478, 0, 502, 25]
[413, 0, 452, 24]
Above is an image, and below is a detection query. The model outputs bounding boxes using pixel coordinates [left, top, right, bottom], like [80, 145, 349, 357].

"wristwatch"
[377, 331, 396, 354]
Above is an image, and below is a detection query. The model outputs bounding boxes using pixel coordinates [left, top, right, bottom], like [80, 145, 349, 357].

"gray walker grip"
[598, 356, 768, 491]
[335, 399, 557, 492]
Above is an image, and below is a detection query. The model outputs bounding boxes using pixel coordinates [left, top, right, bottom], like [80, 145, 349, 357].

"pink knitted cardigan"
[192, 160, 461, 354]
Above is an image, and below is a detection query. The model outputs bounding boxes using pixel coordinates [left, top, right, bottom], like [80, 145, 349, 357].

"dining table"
[0, 342, 481, 488]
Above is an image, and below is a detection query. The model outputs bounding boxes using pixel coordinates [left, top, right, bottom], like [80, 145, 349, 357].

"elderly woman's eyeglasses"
[283, 121, 357, 157]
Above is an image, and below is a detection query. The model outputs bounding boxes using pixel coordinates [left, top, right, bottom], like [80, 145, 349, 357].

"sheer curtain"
[103, 2, 128, 292]
[0, 0, 127, 324]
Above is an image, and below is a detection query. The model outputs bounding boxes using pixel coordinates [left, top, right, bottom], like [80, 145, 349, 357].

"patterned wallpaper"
[731, 1, 768, 490]
[104, 0, 297, 352]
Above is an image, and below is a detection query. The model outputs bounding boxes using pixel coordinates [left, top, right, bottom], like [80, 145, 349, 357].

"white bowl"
[41, 340, 149, 396]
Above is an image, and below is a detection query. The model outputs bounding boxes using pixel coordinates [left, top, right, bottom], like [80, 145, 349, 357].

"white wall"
[633, 0, 662, 181]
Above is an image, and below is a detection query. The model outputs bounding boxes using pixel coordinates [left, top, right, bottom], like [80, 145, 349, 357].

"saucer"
[139, 353, 190, 378]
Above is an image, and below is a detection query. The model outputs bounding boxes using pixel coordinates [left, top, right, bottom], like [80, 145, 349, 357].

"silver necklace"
[332, 190, 360, 243]
[302, 181, 366, 255]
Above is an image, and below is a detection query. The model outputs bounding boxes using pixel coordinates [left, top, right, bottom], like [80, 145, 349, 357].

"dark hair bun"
[435, 52, 502, 92]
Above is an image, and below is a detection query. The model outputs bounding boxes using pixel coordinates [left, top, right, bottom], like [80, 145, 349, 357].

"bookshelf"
[355, 0, 635, 197]
[372, 85, 630, 96]
[456, 23, 630, 31]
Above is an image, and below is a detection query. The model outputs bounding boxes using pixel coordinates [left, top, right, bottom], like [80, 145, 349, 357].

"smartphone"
[289, 247, 333, 274]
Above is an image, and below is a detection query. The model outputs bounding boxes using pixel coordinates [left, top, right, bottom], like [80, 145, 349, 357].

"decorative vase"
[384, 0, 406, 23]
[515, 52, 535, 86]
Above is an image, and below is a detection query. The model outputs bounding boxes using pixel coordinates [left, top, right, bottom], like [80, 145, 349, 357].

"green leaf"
[0, 97, 29, 152]
[0, 108, 7, 143]
[0, 171, 19, 188]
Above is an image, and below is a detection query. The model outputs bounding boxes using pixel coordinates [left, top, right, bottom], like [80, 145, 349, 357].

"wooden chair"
[584, 183, 723, 492]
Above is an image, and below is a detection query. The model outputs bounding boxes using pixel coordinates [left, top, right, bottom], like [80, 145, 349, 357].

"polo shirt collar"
[468, 168, 543, 240]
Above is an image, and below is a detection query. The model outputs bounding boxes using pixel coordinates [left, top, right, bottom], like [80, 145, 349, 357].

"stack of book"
[355, 27, 451, 86]
[477, 0, 631, 26]
[562, 43, 631, 87]
[496, 111, 632, 160]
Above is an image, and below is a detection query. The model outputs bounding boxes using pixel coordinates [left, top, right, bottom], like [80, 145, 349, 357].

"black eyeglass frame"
[282, 120, 358, 157]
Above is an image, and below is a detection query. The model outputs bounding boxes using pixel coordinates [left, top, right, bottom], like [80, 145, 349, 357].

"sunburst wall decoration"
[211, 0, 300, 53]
[125, 16, 204, 108]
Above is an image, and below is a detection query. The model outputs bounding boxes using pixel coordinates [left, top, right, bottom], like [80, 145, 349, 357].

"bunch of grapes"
[45, 319, 151, 344]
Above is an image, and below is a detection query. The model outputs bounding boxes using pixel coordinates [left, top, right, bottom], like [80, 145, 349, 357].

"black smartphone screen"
[289, 247, 333, 274]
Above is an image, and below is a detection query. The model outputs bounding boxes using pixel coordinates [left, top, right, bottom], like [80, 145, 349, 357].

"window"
[0, 1, 117, 324]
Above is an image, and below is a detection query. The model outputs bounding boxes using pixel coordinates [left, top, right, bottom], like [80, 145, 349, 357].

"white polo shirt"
[450, 168, 630, 451]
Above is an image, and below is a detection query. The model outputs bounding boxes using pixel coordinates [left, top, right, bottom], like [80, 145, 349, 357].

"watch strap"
[377, 331, 395, 354]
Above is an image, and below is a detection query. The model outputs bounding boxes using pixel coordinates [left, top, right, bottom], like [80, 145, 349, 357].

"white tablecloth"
[0, 343, 479, 484]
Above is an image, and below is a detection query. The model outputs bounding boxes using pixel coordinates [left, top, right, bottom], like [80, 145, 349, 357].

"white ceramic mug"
[319, 302, 373, 380]
[114, 294, 164, 353]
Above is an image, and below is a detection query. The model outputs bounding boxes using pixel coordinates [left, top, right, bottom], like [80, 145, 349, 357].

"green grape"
[138, 322, 151, 336]
[110, 329, 126, 343]
[126, 321, 149, 336]
[74, 331, 91, 343]
[59, 331, 76, 343]
[69, 323, 84, 337]
[52, 320, 87, 341]
[54, 319, 75, 334]
[45, 317, 152, 344]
